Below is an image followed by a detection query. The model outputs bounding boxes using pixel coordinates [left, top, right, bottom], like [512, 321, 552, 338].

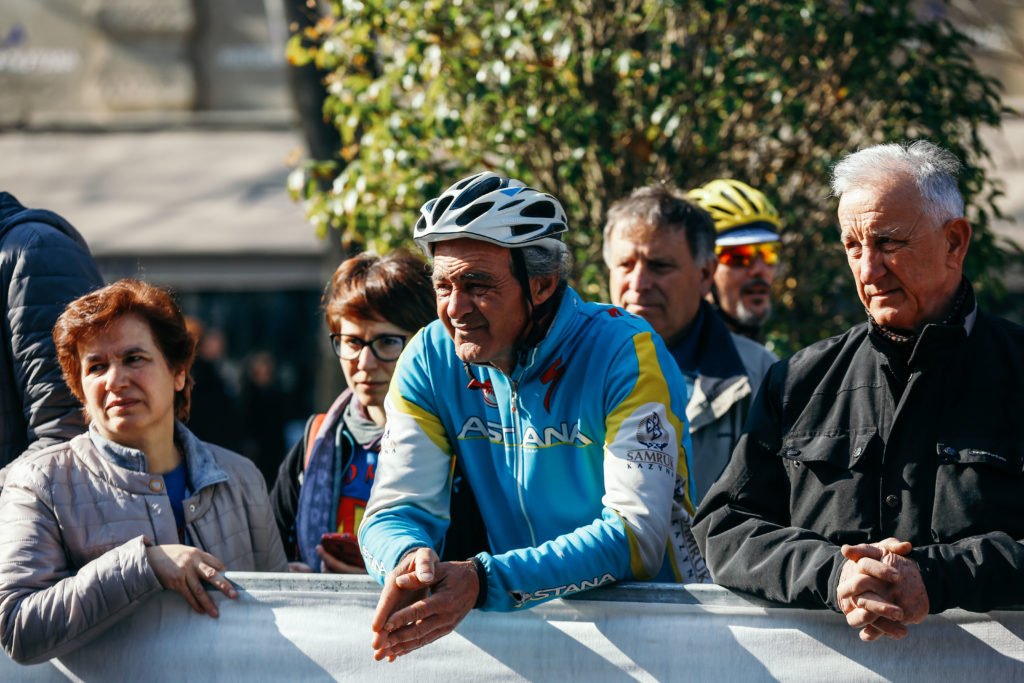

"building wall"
[0, 0, 291, 125]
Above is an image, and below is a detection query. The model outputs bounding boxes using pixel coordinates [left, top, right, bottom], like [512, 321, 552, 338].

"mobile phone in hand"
[320, 532, 365, 568]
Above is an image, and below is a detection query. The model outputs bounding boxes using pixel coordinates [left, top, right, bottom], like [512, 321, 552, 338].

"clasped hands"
[837, 537, 929, 642]
[370, 547, 480, 661]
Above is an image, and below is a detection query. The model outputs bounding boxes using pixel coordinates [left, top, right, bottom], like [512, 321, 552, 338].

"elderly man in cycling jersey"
[359, 173, 705, 660]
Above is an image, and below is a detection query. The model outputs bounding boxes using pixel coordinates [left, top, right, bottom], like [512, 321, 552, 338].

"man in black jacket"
[0, 193, 103, 471]
[693, 140, 1024, 643]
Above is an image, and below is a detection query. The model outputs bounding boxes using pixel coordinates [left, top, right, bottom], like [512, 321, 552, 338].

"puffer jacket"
[0, 192, 103, 468]
[0, 424, 288, 664]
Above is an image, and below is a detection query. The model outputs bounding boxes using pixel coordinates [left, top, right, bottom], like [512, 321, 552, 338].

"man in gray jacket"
[603, 186, 777, 503]
[0, 192, 103, 469]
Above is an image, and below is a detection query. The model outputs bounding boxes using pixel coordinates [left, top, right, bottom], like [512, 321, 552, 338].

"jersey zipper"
[509, 378, 538, 546]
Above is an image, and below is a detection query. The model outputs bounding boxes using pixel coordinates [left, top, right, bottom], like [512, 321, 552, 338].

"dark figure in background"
[184, 318, 243, 452]
[240, 351, 289, 486]
[694, 140, 1024, 643]
[0, 192, 103, 473]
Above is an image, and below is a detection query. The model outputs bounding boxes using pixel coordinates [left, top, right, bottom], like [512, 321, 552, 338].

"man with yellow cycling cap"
[689, 179, 781, 345]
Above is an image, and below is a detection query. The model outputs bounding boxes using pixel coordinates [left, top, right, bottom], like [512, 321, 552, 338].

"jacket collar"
[508, 285, 583, 383]
[668, 300, 748, 382]
[904, 302, 977, 371]
[87, 421, 229, 493]
[673, 301, 753, 427]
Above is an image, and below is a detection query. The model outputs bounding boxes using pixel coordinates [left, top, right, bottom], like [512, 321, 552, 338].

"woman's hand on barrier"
[146, 544, 237, 617]
[288, 561, 314, 573]
[316, 544, 368, 574]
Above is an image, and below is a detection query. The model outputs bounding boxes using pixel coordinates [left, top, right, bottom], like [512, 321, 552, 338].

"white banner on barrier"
[3, 574, 1024, 682]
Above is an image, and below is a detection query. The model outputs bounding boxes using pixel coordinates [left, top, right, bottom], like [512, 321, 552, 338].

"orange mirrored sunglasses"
[715, 242, 780, 268]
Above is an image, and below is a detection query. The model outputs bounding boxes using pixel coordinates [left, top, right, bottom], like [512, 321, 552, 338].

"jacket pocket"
[777, 432, 880, 543]
[931, 438, 1024, 542]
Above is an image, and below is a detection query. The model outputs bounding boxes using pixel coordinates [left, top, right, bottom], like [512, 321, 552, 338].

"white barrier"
[3, 574, 1024, 681]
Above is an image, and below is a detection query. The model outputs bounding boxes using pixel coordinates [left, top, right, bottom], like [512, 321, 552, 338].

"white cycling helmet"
[413, 171, 568, 256]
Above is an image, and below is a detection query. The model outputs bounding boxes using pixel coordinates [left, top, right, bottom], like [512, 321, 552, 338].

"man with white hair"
[694, 140, 1024, 642]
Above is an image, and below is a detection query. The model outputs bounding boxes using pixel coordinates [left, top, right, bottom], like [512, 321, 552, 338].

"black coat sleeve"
[912, 535, 1024, 613]
[270, 435, 306, 562]
[692, 363, 846, 610]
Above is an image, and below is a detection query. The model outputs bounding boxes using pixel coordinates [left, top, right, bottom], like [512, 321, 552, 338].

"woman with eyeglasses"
[271, 250, 438, 573]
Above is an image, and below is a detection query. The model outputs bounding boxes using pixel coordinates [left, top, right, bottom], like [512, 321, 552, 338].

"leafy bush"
[287, 0, 1019, 353]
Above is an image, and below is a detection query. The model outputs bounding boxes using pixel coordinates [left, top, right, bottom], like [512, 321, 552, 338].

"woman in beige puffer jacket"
[0, 280, 288, 665]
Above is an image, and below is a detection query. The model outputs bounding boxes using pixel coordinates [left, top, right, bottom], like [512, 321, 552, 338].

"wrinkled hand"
[837, 538, 929, 641]
[146, 544, 237, 617]
[317, 544, 368, 575]
[370, 547, 479, 661]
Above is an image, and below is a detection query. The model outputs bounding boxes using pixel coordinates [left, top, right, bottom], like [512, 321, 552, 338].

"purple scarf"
[294, 390, 353, 568]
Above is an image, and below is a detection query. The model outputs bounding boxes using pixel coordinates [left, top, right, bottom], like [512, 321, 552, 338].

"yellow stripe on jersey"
[667, 538, 683, 582]
[388, 389, 453, 456]
[605, 332, 694, 513]
[606, 334, 686, 450]
[615, 510, 648, 579]
[677, 447, 694, 517]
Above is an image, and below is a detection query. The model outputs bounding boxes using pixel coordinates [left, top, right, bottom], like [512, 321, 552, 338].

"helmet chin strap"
[459, 246, 566, 385]
[509, 247, 565, 369]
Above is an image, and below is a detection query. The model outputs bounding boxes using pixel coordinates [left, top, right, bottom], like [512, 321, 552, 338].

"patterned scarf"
[294, 390, 353, 568]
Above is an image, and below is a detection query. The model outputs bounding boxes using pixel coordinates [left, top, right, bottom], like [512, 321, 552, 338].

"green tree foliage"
[288, 0, 1019, 352]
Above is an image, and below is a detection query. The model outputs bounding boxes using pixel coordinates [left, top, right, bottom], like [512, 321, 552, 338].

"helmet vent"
[729, 185, 753, 206]
[510, 223, 544, 236]
[454, 172, 484, 191]
[432, 195, 454, 224]
[451, 175, 503, 210]
[497, 199, 525, 211]
[521, 200, 557, 218]
[455, 201, 494, 226]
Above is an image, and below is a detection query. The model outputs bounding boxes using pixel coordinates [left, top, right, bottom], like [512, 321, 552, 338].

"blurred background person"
[272, 249, 487, 573]
[688, 179, 782, 346]
[240, 350, 291, 486]
[0, 192, 103, 474]
[184, 318, 243, 453]
[0, 279, 287, 665]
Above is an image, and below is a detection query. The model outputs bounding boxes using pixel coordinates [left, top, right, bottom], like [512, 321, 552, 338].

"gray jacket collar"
[87, 421, 229, 493]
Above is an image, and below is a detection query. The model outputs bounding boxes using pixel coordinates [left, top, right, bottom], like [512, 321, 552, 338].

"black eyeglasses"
[329, 333, 408, 361]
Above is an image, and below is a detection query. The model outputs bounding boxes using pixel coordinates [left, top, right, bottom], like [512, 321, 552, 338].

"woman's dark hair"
[54, 278, 197, 421]
[324, 249, 436, 334]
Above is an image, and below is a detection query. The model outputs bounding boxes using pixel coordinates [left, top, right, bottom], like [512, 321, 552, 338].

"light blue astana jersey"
[359, 287, 708, 611]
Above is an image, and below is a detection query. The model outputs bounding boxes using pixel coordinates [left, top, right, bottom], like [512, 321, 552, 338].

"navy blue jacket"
[0, 192, 103, 468]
